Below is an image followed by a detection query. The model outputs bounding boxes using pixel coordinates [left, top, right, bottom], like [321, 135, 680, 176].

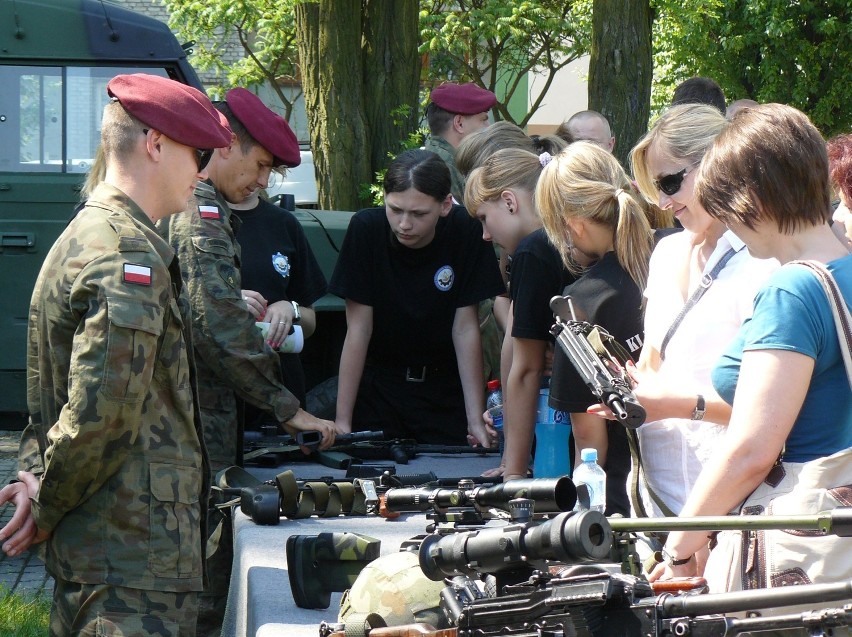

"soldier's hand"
[241, 289, 268, 320]
[281, 409, 340, 452]
[0, 471, 45, 556]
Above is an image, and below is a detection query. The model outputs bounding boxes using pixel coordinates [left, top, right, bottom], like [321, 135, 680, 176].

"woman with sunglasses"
[653, 103, 852, 598]
[601, 104, 777, 536]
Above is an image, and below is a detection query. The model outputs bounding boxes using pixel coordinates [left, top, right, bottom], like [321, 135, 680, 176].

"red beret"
[430, 82, 497, 115]
[107, 74, 231, 149]
[225, 88, 301, 168]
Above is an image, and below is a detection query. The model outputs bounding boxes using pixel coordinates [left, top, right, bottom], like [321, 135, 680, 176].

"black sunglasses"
[142, 128, 213, 171]
[195, 148, 214, 171]
[654, 165, 695, 196]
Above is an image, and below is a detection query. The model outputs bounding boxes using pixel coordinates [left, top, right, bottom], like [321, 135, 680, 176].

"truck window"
[0, 65, 169, 175]
[0, 65, 172, 414]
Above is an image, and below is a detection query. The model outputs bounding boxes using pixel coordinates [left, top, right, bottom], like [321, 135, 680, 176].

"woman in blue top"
[651, 104, 852, 591]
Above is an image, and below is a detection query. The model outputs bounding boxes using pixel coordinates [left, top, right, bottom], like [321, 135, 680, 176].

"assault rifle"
[550, 295, 645, 429]
[243, 430, 499, 467]
[242, 429, 385, 464]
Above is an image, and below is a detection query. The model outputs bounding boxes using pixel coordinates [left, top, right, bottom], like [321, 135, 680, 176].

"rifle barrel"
[608, 509, 852, 536]
[660, 579, 852, 617]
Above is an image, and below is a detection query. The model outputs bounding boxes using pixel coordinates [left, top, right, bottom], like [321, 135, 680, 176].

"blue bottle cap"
[580, 448, 598, 463]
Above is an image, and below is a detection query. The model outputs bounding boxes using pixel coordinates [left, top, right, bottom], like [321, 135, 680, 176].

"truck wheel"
[306, 376, 338, 420]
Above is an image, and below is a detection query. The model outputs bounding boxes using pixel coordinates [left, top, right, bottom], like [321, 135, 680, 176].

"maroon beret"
[107, 74, 231, 149]
[430, 82, 497, 115]
[225, 88, 300, 168]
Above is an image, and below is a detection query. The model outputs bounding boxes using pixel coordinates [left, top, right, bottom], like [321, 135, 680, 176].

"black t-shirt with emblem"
[509, 228, 576, 342]
[329, 205, 505, 368]
[233, 197, 327, 410]
[233, 198, 327, 308]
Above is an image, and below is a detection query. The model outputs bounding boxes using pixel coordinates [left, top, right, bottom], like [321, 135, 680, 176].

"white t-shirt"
[635, 230, 779, 516]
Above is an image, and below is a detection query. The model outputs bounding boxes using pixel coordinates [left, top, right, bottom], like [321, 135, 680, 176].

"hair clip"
[539, 152, 553, 167]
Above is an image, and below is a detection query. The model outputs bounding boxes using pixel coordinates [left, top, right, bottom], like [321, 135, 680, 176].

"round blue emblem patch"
[272, 252, 291, 278]
[434, 265, 454, 291]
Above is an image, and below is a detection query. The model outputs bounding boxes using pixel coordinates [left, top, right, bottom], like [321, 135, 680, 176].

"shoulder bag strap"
[789, 260, 852, 387]
[627, 428, 676, 519]
[660, 247, 738, 361]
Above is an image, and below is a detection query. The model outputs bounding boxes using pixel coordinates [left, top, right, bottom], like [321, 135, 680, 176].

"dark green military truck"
[0, 0, 350, 415]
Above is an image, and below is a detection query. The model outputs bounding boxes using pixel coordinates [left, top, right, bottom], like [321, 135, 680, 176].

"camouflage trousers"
[479, 298, 504, 383]
[50, 579, 198, 636]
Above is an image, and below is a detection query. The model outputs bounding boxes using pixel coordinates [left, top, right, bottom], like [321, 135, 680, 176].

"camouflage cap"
[338, 550, 447, 628]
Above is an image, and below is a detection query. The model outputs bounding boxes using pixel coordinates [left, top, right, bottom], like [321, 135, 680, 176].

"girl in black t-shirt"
[464, 148, 575, 481]
[329, 150, 504, 445]
[537, 142, 654, 514]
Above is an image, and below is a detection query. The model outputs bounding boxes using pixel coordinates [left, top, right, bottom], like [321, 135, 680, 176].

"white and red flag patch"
[199, 205, 220, 220]
[123, 263, 152, 286]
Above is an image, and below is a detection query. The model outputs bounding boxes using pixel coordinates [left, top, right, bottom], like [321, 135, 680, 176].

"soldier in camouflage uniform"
[158, 87, 340, 636]
[0, 73, 231, 636]
[160, 88, 339, 476]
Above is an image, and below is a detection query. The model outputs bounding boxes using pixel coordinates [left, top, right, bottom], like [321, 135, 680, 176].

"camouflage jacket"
[20, 183, 207, 592]
[158, 182, 299, 472]
[424, 135, 466, 205]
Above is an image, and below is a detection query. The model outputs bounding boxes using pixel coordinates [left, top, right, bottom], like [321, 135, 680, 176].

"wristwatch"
[290, 301, 301, 323]
[658, 548, 694, 567]
[691, 394, 706, 421]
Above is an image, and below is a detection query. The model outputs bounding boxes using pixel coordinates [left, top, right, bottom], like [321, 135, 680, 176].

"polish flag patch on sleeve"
[199, 205, 220, 220]
[123, 263, 152, 286]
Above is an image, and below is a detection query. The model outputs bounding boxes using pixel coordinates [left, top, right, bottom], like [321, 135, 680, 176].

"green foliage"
[164, 0, 301, 118]
[652, 0, 852, 134]
[361, 105, 428, 207]
[0, 586, 50, 637]
[419, 0, 592, 127]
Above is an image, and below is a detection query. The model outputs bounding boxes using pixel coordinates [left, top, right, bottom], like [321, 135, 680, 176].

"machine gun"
[549, 295, 645, 429]
[427, 573, 852, 637]
[322, 509, 852, 637]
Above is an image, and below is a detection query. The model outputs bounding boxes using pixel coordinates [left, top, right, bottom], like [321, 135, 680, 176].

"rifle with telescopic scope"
[322, 505, 852, 637]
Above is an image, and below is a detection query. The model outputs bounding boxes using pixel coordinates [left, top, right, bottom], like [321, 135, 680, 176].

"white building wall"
[527, 55, 590, 136]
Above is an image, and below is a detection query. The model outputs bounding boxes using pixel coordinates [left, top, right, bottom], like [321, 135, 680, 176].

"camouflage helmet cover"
[338, 550, 448, 628]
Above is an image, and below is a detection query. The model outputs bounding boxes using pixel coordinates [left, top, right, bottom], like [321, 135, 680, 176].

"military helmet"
[338, 550, 448, 628]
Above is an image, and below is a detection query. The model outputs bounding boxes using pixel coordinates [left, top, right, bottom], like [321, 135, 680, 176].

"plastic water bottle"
[486, 380, 504, 452]
[532, 385, 571, 478]
[572, 448, 606, 513]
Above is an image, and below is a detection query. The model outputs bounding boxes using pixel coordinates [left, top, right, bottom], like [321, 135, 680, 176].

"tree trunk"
[361, 0, 420, 177]
[296, 0, 370, 211]
[295, 3, 323, 203]
[588, 0, 653, 171]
